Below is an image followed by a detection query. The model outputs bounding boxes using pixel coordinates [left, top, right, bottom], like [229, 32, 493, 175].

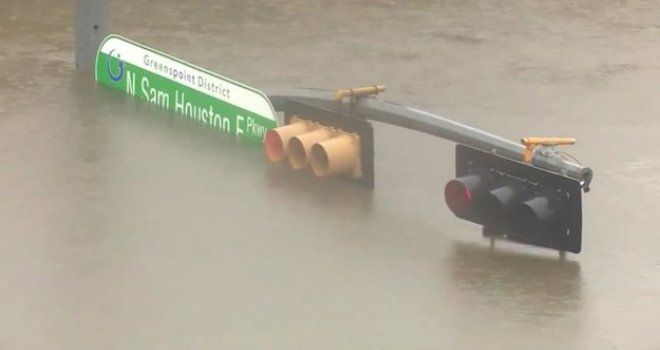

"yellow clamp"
[335, 85, 386, 101]
[521, 137, 576, 163]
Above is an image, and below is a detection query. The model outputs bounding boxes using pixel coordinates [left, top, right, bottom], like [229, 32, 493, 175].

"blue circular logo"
[107, 49, 125, 82]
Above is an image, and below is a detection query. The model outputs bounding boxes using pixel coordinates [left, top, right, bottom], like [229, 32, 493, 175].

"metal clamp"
[521, 137, 576, 163]
[335, 85, 386, 101]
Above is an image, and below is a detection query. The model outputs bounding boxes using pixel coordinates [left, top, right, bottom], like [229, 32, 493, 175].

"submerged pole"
[74, 0, 107, 70]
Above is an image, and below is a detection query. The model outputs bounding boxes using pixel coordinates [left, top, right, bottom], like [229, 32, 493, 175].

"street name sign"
[95, 34, 277, 142]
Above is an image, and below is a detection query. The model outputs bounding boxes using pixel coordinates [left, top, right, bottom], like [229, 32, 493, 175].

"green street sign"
[95, 34, 278, 142]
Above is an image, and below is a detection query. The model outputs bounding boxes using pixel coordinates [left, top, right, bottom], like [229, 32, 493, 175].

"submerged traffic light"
[445, 144, 583, 253]
[264, 99, 375, 187]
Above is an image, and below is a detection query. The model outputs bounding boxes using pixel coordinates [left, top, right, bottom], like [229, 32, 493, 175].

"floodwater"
[2, 0, 660, 349]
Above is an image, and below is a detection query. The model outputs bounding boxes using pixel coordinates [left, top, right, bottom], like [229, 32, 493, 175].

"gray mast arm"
[265, 87, 593, 192]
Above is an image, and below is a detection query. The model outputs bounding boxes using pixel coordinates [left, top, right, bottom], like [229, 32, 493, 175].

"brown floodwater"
[2, 0, 660, 349]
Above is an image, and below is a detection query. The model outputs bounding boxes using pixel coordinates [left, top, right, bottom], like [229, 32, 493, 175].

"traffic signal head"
[445, 144, 583, 253]
[264, 99, 374, 188]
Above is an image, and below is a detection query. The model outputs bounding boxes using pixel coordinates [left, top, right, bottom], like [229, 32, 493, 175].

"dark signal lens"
[481, 184, 523, 226]
[510, 195, 557, 235]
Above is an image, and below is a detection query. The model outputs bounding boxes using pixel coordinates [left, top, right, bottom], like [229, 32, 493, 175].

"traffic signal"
[264, 99, 375, 188]
[445, 144, 583, 253]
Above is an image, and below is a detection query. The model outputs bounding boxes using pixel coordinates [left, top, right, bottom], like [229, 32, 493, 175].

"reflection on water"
[449, 242, 582, 311]
[446, 242, 583, 348]
[264, 164, 375, 219]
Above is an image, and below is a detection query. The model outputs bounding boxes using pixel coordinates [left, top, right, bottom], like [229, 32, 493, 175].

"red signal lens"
[445, 179, 473, 215]
[445, 174, 487, 216]
[264, 130, 284, 162]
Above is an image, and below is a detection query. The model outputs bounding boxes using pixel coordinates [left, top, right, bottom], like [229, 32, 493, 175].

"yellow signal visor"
[288, 128, 334, 170]
[310, 133, 362, 178]
[264, 117, 312, 162]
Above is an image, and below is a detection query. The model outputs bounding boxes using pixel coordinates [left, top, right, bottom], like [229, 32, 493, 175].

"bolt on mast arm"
[265, 87, 593, 192]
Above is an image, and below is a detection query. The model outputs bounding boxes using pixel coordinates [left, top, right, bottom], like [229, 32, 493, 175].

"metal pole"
[265, 87, 593, 191]
[75, 0, 107, 70]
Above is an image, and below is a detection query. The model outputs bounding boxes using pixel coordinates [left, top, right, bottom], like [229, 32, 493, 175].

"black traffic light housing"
[446, 144, 583, 253]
